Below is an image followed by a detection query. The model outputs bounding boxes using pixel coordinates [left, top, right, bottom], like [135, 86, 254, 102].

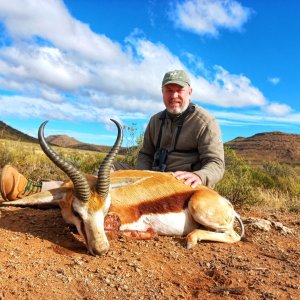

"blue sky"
[0, 0, 299, 146]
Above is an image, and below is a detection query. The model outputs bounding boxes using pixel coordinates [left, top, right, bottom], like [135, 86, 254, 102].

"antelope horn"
[96, 119, 123, 198]
[38, 121, 91, 202]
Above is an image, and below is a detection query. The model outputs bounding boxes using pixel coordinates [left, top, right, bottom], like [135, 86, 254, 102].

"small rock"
[271, 221, 293, 234]
[244, 217, 272, 231]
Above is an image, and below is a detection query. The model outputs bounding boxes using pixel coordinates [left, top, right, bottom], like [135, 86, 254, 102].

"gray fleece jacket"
[136, 104, 225, 187]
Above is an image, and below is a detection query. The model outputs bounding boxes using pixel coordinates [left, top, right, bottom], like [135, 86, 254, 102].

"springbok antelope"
[1, 120, 244, 256]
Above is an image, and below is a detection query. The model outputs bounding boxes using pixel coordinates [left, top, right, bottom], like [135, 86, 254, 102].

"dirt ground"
[0, 203, 299, 300]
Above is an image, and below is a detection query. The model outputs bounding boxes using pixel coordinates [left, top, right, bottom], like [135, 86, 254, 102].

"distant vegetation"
[0, 139, 107, 181]
[1, 121, 299, 212]
[216, 147, 300, 212]
[1, 138, 299, 212]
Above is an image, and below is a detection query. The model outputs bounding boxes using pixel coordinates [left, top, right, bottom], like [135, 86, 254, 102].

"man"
[135, 69, 224, 188]
[0, 70, 224, 201]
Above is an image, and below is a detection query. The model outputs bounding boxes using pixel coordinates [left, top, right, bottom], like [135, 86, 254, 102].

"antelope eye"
[72, 208, 81, 219]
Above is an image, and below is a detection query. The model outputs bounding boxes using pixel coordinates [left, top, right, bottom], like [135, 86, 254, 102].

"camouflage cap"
[162, 70, 191, 87]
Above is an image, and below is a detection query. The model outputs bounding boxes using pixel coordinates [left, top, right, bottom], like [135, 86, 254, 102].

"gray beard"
[166, 101, 190, 115]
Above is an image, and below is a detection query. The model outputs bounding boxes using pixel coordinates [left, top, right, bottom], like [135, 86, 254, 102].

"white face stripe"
[72, 195, 111, 255]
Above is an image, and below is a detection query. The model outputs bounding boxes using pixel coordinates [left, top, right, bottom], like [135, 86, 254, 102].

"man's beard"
[166, 100, 190, 115]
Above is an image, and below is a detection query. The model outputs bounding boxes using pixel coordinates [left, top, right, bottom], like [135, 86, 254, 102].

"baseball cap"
[162, 70, 191, 87]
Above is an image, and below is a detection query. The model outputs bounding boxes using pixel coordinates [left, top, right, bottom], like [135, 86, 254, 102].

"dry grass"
[1, 139, 299, 212]
[216, 147, 300, 212]
[257, 188, 300, 212]
[0, 139, 110, 181]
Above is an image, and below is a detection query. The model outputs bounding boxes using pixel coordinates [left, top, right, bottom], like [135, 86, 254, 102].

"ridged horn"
[96, 119, 123, 198]
[38, 121, 91, 202]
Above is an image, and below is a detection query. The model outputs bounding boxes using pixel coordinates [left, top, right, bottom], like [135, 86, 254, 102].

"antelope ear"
[110, 176, 147, 189]
[0, 187, 71, 208]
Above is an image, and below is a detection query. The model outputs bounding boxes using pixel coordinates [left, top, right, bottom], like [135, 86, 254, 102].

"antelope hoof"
[186, 242, 193, 250]
[186, 238, 197, 249]
[186, 233, 199, 249]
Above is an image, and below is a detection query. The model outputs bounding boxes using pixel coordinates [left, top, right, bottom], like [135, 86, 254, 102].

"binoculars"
[152, 148, 168, 172]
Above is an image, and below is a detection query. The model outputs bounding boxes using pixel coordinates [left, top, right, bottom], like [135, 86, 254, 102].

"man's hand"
[172, 171, 202, 188]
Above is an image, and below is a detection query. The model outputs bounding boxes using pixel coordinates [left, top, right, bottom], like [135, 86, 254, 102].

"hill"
[0, 121, 38, 143]
[0, 120, 124, 154]
[46, 134, 82, 148]
[225, 131, 300, 165]
[46, 134, 116, 153]
[2, 121, 299, 164]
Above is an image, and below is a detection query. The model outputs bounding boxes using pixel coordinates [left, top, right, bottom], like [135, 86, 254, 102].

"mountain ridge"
[0, 121, 116, 153]
[46, 134, 117, 153]
[1, 120, 299, 164]
[0, 121, 38, 143]
[225, 131, 300, 165]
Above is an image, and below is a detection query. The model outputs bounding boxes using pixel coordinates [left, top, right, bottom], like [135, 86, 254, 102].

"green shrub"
[119, 124, 144, 167]
[250, 167, 275, 189]
[2, 137, 299, 212]
[262, 161, 300, 196]
[216, 147, 300, 210]
[58, 150, 105, 175]
[215, 147, 259, 206]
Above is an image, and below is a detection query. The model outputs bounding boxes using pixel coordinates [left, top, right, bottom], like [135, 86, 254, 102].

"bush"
[58, 150, 105, 175]
[119, 124, 144, 168]
[261, 161, 300, 196]
[250, 168, 275, 189]
[215, 147, 259, 206]
[2, 138, 299, 212]
[216, 147, 300, 211]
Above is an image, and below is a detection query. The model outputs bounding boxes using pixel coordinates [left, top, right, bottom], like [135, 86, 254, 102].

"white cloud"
[214, 109, 300, 125]
[171, 0, 252, 37]
[0, 95, 116, 121]
[264, 102, 292, 116]
[0, 0, 126, 62]
[0, 0, 296, 129]
[0, 46, 90, 90]
[191, 66, 266, 107]
[40, 88, 62, 102]
[0, 17, 187, 114]
[268, 77, 280, 85]
[0, 94, 148, 123]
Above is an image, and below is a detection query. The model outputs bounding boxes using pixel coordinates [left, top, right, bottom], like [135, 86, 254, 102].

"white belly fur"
[119, 209, 199, 236]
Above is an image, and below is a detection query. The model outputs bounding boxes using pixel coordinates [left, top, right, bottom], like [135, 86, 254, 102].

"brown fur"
[60, 170, 221, 226]
[2, 169, 243, 253]
[109, 191, 192, 224]
[88, 193, 106, 213]
[108, 170, 201, 224]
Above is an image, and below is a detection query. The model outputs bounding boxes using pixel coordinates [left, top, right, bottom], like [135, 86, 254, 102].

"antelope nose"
[92, 240, 110, 256]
